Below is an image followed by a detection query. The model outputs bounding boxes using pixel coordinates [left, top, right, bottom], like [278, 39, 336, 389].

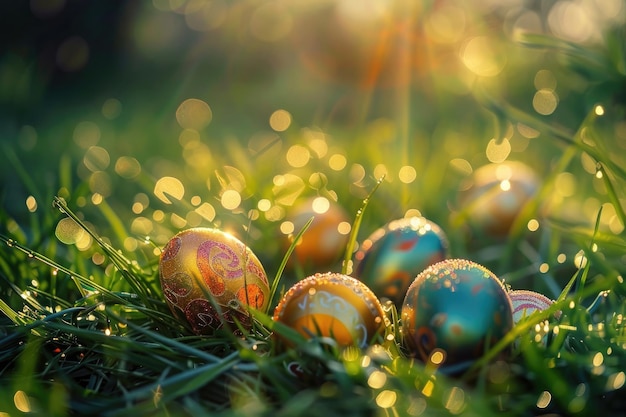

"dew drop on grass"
[55, 218, 85, 245]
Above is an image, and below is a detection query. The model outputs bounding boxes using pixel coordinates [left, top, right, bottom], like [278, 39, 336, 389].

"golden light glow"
[280, 221, 294, 235]
[124, 237, 138, 252]
[574, 250, 588, 269]
[286, 145, 310, 168]
[179, 128, 201, 147]
[536, 391, 552, 408]
[375, 390, 397, 409]
[13, 390, 31, 413]
[486, 138, 511, 163]
[534, 69, 557, 91]
[593, 352, 604, 367]
[421, 380, 435, 397]
[171, 213, 187, 228]
[196, 202, 217, 221]
[461, 36, 506, 77]
[176, 98, 212, 130]
[312, 196, 330, 214]
[517, 123, 540, 139]
[154, 176, 185, 204]
[367, 370, 387, 389]
[269, 109, 292, 132]
[26, 195, 37, 212]
[399, 165, 417, 183]
[258, 199, 271, 212]
[91, 192, 104, 206]
[373, 164, 388, 181]
[349, 164, 366, 183]
[55, 218, 85, 245]
[533, 89, 558, 115]
[555, 172, 576, 197]
[306, 129, 328, 158]
[83, 146, 110, 172]
[131, 217, 153, 235]
[425, 3, 466, 43]
[115, 156, 141, 179]
[607, 372, 626, 390]
[329, 154, 347, 171]
[449, 158, 472, 176]
[429, 349, 445, 366]
[264, 205, 285, 222]
[337, 221, 352, 235]
[444, 387, 465, 414]
[89, 171, 112, 198]
[547, 1, 596, 43]
[221, 189, 241, 210]
[595, 105, 605, 116]
[309, 173, 328, 190]
[272, 174, 305, 206]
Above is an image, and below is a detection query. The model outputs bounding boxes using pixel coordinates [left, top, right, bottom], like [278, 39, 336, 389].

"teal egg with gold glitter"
[354, 216, 449, 306]
[401, 259, 513, 374]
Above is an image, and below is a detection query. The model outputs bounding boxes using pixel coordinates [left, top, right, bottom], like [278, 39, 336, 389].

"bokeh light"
[176, 98, 212, 130]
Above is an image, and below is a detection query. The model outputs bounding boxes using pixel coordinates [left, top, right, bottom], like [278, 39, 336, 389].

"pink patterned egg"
[508, 290, 554, 323]
[158, 228, 270, 335]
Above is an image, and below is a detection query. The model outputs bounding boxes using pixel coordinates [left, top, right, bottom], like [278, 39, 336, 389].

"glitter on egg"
[401, 259, 513, 374]
[158, 227, 270, 335]
[273, 272, 388, 349]
[354, 216, 449, 306]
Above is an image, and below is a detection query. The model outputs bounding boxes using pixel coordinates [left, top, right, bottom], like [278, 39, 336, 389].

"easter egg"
[354, 216, 449, 306]
[158, 227, 270, 335]
[401, 259, 513, 373]
[272, 272, 388, 349]
[284, 197, 351, 268]
[508, 290, 554, 324]
[456, 161, 539, 236]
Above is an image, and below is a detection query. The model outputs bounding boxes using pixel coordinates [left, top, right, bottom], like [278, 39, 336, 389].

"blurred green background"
[2, 0, 625, 289]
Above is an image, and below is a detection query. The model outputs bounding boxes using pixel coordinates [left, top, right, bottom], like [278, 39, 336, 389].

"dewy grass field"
[1, 1, 626, 416]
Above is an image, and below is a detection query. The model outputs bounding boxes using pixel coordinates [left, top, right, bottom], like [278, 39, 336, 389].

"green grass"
[2, 5, 626, 417]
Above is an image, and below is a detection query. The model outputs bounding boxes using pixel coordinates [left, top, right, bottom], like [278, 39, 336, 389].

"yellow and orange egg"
[158, 227, 270, 335]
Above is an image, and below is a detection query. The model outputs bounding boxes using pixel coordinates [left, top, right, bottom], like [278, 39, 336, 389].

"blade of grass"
[110, 312, 226, 363]
[109, 351, 240, 415]
[597, 163, 626, 229]
[0, 233, 130, 304]
[53, 197, 157, 306]
[475, 88, 626, 180]
[341, 175, 385, 275]
[266, 216, 314, 313]
[575, 206, 603, 303]
[0, 297, 22, 325]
